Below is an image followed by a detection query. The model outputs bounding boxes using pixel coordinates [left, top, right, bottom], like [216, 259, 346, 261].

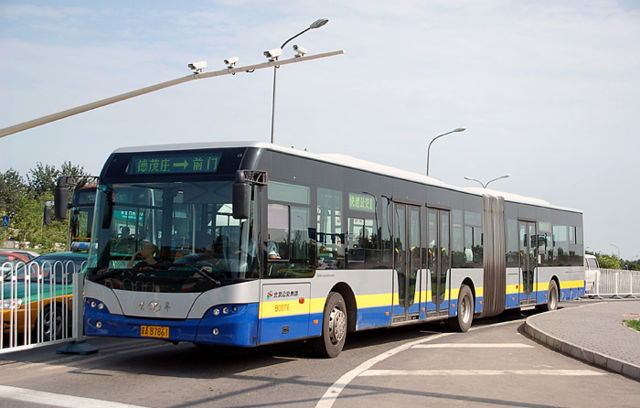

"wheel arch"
[550, 275, 561, 299]
[461, 277, 477, 307]
[330, 282, 357, 332]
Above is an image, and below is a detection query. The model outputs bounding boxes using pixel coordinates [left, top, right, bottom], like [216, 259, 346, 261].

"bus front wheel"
[313, 292, 347, 358]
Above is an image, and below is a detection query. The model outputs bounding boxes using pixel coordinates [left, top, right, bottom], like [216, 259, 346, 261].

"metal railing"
[585, 268, 640, 299]
[0, 260, 85, 354]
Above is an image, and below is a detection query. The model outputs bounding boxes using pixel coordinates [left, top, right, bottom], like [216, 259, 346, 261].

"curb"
[523, 306, 640, 381]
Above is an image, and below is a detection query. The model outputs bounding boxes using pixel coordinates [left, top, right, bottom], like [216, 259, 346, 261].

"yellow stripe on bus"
[358, 293, 392, 309]
[259, 299, 309, 319]
[259, 284, 499, 319]
[560, 280, 584, 289]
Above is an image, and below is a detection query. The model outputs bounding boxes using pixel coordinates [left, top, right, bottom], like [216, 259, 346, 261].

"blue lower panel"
[309, 312, 323, 337]
[357, 305, 391, 329]
[561, 287, 583, 301]
[259, 313, 310, 344]
[84, 298, 259, 347]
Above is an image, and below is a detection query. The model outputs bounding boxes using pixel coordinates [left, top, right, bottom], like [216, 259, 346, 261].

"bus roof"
[111, 141, 582, 213]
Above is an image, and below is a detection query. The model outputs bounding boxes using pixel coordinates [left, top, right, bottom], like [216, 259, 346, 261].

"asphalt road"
[0, 304, 638, 408]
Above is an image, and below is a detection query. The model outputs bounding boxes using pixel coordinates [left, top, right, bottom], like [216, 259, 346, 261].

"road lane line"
[413, 343, 533, 348]
[315, 318, 528, 408]
[315, 332, 454, 408]
[0, 384, 149, 408]
[360, 369, 605, 376]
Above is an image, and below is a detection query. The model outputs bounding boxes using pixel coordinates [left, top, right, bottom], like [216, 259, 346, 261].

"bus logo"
[266, 290, 299, 300]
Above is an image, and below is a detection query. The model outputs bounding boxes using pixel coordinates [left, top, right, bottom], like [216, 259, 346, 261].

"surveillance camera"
[188, 60, 207, 73]
[293, 44, 307, 57]
[224, 56, 239, 68]
[263, 48, 283, 61]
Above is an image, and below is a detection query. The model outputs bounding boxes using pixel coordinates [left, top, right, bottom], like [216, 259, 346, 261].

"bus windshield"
[87, 180, 258, 293]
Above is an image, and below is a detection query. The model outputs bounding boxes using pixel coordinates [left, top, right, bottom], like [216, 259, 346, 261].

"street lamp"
[464, 174, 511, 189]
[610, 243, 621, 259]
[426, 128, 466, 176]
[269, 18, 329, 144]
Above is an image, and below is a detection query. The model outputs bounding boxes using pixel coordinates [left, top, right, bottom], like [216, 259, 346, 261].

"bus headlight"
[1, 299, 23, 310]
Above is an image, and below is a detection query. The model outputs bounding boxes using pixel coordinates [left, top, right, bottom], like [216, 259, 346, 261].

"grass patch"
[624, 320, 640, 331]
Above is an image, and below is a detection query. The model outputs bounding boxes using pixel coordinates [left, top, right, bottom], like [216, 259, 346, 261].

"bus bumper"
[84, 298, 259, 347]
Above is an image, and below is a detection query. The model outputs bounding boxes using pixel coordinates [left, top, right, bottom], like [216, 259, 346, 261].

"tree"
[26, 162, 60, 197]
[60, 161, 92, 191]
[1, 161, 90, 253]
[0, 169, 26, 213]
[598, 254, 621, 270]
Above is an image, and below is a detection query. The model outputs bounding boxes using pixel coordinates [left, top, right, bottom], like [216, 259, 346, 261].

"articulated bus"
[83, 142, 585, 357]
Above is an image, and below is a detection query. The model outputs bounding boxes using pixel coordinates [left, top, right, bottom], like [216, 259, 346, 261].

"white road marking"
[0, 384, 148, 408]
[315, 319, 532, 408]
[413, 343, 533, 348]
[360, 369, 604, 376]
[314, 332, 454, 408]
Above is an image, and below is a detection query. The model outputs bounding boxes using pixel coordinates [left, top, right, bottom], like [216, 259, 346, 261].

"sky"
[1, 0, 639, 259]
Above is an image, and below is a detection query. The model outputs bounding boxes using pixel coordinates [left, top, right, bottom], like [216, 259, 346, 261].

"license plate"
[140, 325, 170, 338]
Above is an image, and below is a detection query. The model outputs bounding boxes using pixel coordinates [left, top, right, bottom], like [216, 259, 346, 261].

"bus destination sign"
[127, 153, 221, 175]
[348, 193, 375, 213]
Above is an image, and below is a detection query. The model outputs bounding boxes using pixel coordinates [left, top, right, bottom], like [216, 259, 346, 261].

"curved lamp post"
[426, 128, 465, 176]
[270, 18, 329, 144]
[464, 174, 511, 188]
[610, 243, 621, 258]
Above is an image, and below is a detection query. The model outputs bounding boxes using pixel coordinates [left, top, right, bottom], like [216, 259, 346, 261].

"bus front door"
[519, 220, 538, 305]
[427, 208, 451, 317]
[392, 203, 421, 323]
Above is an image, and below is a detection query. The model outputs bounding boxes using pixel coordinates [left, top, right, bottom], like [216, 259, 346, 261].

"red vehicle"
[0, 250, 30, 276]
[0, 249, 39, 261]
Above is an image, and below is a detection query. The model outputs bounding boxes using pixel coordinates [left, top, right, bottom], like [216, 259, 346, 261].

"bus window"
[317, 188, 344, 270]
[346, 192, 380, 269]
[464, 210, 482, 267]
[266, 181, 313, 278]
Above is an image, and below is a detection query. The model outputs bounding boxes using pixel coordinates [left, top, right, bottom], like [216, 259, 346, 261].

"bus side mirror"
[233, 171, 250, 220]
[54, 177, 70, 220]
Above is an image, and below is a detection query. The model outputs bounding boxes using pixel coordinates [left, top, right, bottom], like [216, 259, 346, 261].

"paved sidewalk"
[524, 300, 640, 381]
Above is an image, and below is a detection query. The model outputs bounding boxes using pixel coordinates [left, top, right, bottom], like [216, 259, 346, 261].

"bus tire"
[313, 292, 348, 358]
[446, 285, 474, 332]
[538, 280, 559, 312]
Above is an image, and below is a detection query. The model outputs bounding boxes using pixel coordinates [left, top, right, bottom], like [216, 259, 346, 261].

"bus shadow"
[1, 307, 540, 381]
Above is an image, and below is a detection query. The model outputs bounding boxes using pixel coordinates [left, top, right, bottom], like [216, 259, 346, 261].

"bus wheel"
[313, 292, 347, 358]
[538, 280, 559, 312]
[446, 285, 474, 332]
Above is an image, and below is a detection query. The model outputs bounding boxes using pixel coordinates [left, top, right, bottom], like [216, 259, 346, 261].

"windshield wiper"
[194, 267, 221, 286]
[91, 268, 126, 282]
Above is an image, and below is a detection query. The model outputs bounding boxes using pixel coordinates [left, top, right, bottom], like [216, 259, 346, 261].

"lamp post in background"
[610, 243, 621, 259]
[464, 174, 511, 189]
[426, 128, 466, 176]
[269, 18, 329, 144]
